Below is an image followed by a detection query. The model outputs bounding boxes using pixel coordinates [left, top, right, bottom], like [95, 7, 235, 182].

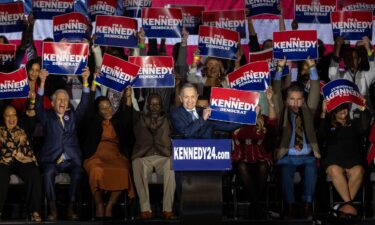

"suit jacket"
[36, 90, 90, 166]
[170, 106, 241, 139]
[272, 78, 321, 161]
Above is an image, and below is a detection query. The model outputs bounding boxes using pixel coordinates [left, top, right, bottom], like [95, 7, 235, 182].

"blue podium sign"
[172, 139, 231, 171]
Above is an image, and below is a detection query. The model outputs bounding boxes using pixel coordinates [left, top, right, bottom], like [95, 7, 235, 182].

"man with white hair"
[36, 67, 90, 221]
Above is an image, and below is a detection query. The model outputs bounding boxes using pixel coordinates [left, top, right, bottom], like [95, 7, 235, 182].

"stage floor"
[0, 218, 375, 225]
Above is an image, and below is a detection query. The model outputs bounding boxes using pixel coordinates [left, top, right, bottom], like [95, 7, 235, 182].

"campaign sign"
[94, 15, 138, 48]
[273, 30, 318, 60]
[323, 79, 365, 112]
[129, 56, 175, 88]
[202, 10, 246, 38]
[246, 0, 280, 17]
[228, 61, 270, 91]
[33, 0, 74, 20]
[88, 0, 117, 21]
[198, 26, 240, 60]
[53, 12, 89, 42]
[172, 139, 232, 171]
[209, 87, 260, 125]
[0, 2, 24, 33]
[0, 68, 29, 99]
[95, 54, 140, 92]
[142, 8, 182, 38]
[294, 0, 337, 23]
[166, 5, 205, 35]
[123, 0, 152, 18]
[42, 42, 89, 75]
[0, 44, 16, 66]
[331, 11, 373, 41]
[339, 0, 375, 15]
[249, 48, 289, 77]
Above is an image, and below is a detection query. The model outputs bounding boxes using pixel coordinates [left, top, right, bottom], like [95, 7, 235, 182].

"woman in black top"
[319, 101, 368, 216]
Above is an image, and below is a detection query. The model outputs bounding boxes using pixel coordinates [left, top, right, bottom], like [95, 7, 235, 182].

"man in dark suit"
[170, 83, 241, 223]
[170, 83, 241, 139]
[36, 68, 90, 220]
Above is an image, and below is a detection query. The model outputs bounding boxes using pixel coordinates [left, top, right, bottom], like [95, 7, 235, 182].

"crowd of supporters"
[0, 12, 375, 223]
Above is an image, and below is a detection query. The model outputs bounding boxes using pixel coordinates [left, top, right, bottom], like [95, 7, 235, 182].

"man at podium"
[170, 83, 241, 139]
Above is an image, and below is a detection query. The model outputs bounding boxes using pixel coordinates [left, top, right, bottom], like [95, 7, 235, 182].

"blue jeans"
[277, 155, 317, 204]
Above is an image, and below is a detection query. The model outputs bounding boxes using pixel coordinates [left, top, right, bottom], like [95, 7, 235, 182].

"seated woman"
[231, 87, 276, 218]
[83, 86, 135, 219]
[0, 105, 42, 222]
[319, 102, 368, 216]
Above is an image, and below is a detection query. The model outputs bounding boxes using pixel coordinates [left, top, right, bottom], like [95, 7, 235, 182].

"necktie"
[189, 110, 198, 121]
[294, 113, 304, 151]
[58, 114, 65, 128]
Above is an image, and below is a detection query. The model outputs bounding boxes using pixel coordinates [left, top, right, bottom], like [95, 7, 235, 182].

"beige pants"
[132, 155, 176, 212]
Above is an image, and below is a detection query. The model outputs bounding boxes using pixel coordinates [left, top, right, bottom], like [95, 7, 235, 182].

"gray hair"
[179, 83, 198, 97]
[51, 89, 69, 101]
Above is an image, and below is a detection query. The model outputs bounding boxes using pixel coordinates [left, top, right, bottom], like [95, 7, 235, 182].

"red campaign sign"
[331, 11, 373, 40]
[202, 10, 246, 38]
[294, 0, 337, 23]
[273, 30, 318, 60]
[142, 8, 183, 38]
[129, 56, 175, 88]
[0, 44, 16, 64]
[0, 2, 24, 33]
[322, 79, 365, 112]
[42, 42, 89, 75]
[339, 0, 375, 14]
[95, 53, 140, 92]
[198, 25, 240, 60]
[210, 87, 260, 125]
[166, 5, 205, 35]
[0, 67, 30, 99]
[228, 61, 270, 91]
[249, 48, 273, 63]
[88, 0, 117, 21]
[53, 12, 89, 42]
[94, 15, 138, 48]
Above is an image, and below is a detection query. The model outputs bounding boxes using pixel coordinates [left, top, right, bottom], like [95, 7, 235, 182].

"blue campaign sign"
[294, 0, 337, 24]
[33, 0, 74, 20]
[53, 12, 89, 42]
[42, 42, 89, 75]
[209, 87, 260, 125]
[198, 26, 240, 60]
[228, 61, 270, 91]
[172, 139, 232, 171]
[273, 30, 318, 60]
[331, 11, 373, 41]
[142, 8, 183, 38]
[129, 56, 175, 88]
[123, 0, 152, 18]
[95, 54, 140, 92]
[94, 15, 138, 48]
[322, 79, 365, 112]
[246, 0, 280, 17]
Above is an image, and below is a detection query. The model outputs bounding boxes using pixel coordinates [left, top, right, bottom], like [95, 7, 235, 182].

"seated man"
[36, 68, 91, 220]
[128, 92, 175, 220]
[273, 58, 321, 219]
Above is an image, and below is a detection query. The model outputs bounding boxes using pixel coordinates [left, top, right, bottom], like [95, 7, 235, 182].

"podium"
[172, 139, 232, 225]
